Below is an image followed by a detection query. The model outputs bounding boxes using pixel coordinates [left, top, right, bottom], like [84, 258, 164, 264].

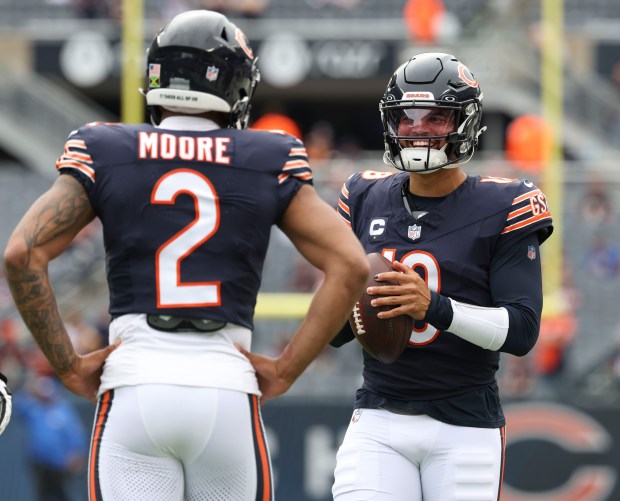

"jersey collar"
[157, 116, 220, 131]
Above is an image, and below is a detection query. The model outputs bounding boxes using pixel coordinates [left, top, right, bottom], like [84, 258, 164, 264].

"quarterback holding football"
[331, 53, 553, 501]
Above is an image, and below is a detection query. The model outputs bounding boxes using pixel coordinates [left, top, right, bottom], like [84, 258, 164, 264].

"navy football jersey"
[337, 170, 553, 426]
[56, 122, 312, 330]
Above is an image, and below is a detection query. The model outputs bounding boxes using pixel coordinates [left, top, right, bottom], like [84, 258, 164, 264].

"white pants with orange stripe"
[333, 409, 505, 501]
[88, 385, 273, 501]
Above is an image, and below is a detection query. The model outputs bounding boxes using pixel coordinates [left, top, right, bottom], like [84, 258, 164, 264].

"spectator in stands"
[14, 376, 88, 501]
[70, 0, 114, 19]
[251, 106, 303, 140]
[403, 0, 445, 44]
[578, 178, 613, 226]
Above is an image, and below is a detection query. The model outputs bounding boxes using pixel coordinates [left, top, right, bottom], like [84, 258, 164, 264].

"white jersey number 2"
[152, 169, 221, 308]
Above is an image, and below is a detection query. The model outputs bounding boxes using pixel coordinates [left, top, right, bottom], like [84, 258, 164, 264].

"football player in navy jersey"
[331, 53, 553, 501]
[3, 10, 368, 501]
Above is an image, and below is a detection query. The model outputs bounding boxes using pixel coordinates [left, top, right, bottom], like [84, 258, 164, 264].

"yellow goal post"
[254, 293, 313, 319]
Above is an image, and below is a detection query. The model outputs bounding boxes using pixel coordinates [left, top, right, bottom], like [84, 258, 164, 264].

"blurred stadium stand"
[0, 66, 114, 176]
[1, 1, 620, 500]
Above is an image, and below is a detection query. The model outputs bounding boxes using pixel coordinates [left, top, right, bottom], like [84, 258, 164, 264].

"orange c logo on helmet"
[457, 63, 478, 88]
[235, 28, 254, 59]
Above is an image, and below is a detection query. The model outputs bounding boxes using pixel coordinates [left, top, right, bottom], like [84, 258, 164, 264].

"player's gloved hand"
[0, 372, 12, 435]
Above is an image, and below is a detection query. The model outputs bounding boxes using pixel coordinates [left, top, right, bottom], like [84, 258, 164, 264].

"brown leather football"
[348, 252, 413, 364]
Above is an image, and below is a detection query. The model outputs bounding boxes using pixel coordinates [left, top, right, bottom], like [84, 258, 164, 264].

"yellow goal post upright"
[121, 0, 145, 125]
[255, 293, 313, 319]
[541, 0, 565, 319]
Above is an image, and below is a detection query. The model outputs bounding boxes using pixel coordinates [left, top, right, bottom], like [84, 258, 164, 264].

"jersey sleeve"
[491, 232, 543, 355]
[270, 134, 314, 217]
[277, 137, 313, 185]
[501, 180, 553, 245]
[55, 127, 96, 196]
[336, 172, 362, 229]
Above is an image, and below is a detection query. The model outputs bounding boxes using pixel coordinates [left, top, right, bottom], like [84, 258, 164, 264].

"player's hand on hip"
[368, 260, 431, 321]
[236, 345, 293, 405]
[58, 339, 121, 403]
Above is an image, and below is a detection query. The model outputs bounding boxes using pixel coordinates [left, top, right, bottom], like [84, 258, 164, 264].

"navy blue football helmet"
[144, 10, 260, 128]
[380, 53, 484, 173]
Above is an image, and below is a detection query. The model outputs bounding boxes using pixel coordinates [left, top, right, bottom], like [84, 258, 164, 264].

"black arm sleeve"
[423, 232, 543, 356]
[490, 232, 543, 356]
[423, 290, 453, 330]
[330, 320, 355, 347]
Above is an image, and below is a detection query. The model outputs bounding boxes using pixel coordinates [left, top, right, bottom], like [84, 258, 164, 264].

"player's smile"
[400, 138, 442, 149]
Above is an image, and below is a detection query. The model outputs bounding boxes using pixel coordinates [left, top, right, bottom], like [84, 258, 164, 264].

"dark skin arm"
[3, 175, 120, 403]
[238, 184, 369, 403]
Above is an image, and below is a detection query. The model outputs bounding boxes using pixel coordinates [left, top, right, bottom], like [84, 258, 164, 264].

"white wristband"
[447, 298, 509, 351]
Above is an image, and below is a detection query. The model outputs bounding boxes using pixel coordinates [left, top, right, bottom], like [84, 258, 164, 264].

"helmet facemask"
[381, 99, 482, 174]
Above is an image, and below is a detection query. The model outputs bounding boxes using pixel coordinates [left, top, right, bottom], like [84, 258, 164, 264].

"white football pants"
[333, 408, 505, 501]
[88, 385, 273, 501]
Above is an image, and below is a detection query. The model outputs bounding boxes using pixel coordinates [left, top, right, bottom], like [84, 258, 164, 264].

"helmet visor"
[385, 106, 458, 138]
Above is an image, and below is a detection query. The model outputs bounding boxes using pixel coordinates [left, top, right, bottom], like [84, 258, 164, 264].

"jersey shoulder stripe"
[56, 135, 95, 182]
[336, 170, 400, 227]
[278, 141, 311, 184]
[239, 129, 312, 185]
[336, 172, 360, 227]
[55, 122, 131, 183]
[501, 184, 552, 235]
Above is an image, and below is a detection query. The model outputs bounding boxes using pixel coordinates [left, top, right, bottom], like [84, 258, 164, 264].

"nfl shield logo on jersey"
[527, 244, 536, 260]
[408, 224, 422, 241]
[206, 66, 219, 81]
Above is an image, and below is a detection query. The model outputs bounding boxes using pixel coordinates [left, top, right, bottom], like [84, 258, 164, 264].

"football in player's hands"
[348, 253, 413, 364]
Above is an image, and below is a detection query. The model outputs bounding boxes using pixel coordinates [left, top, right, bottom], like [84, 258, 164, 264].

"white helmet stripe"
[146, 89, 231, 114]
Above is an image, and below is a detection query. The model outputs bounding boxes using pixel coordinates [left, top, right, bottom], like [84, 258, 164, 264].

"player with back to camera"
[331, 53, 553, 501]
[3, 10, 369, 501]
